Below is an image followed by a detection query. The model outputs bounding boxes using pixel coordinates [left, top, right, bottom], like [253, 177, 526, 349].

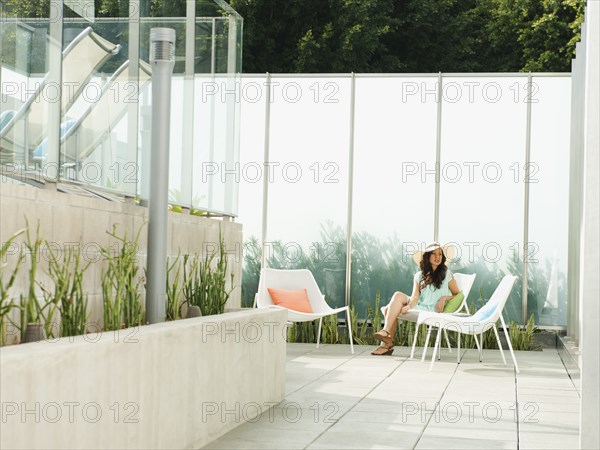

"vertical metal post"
[46, 0, 63, 181]
[344, 73, 356, 307]
[181, 0, 195, 206]
[127, 0, 140, 197]
[522, 73, 533, 325]
[260, 73, 272, 269]
[146, 28, 176, 324]
[207, 18, 217, 210]
[433, 72, 443, 241]
[224, 14, 238, 213]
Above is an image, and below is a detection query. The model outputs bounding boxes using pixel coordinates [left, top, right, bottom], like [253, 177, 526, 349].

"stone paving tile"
[202, 344, 580, 450]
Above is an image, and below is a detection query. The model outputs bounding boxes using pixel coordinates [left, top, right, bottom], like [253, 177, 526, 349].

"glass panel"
[57, 20, 138, 194]
[191, 16, 242, 216]
[352, 76, 437, 318]
[191, 72, 240, 214]
[0, 3, 241, 214]
[237, 77, 266, 307]
[266, 76, 351, 308]
[439, 76, 527, 324]
[1, 18, 51, 171]
[528, 76, 571, 326]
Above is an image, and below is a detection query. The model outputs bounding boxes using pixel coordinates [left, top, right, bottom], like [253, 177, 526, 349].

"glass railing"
[0, 4, 242, 217]
[237, 74, 571, 327]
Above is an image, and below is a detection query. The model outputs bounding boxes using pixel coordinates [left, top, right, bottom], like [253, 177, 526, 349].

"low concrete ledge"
[0, 309, 287, 449]
[557, 335, 581, 391]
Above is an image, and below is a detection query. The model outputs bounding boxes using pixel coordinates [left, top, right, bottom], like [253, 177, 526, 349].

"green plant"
[166, 253, 182, 321]
[195, 232, 234, 316]
[182, 253, 201, 312]
[181, 232, 234, 317]
[287, 321, 318, 343]
[101, 224, 146, 331]
[42, 245, 90, 338]
[0, 228, 25, 345]
[508, 313, 539, 351]
[168, 190, 206, 216]
[349, 305, 367, 345]
[321, 314, 340, 344]
[19, 220, 45, 341]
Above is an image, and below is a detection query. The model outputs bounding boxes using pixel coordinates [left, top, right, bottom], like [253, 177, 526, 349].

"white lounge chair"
[417, 274, 519, 372]
[1, 27, 121, 163]
[254, 268, 354, 354]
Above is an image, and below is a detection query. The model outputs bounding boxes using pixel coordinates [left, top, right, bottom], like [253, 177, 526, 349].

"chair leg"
[410, 324, 419, 359]
[473, 333, 481, 356]
[444, 329, 453, 353]
[500, 315, 520, 373]
[346, 309, 354, 354]
[493, 324, 507, 365]
[437, 330, 441, 360]
[316, 317, 323, 349]
[479, 332, 483, 362]
[421, 325, 432, 363]
[430, 327, 442, 371]
[457, 332, 461, 364]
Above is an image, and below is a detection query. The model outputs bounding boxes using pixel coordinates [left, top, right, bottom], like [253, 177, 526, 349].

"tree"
[295, 0, 400, 72]
[228, 0, 584, 73]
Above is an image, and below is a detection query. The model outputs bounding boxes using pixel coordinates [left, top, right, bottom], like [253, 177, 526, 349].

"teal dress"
[413, 270, 454, 311]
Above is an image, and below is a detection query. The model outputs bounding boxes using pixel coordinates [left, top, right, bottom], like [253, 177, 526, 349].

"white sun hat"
[412, 241, 457, 266]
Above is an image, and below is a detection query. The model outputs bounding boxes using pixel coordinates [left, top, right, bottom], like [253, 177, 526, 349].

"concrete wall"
[579, 3, 600, 449]
[0, 308, 287, 449]
[0, 182, 243, 344]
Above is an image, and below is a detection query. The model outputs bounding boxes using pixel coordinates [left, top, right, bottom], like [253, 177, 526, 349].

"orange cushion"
[267, 288, 314, 313]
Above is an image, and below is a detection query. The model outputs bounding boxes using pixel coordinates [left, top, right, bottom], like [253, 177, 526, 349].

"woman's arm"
[401, 281, 420, 314]
[448, 277, 460, 295]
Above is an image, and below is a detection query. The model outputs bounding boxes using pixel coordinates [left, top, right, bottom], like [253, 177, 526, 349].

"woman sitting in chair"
[371, 242, 461, 356]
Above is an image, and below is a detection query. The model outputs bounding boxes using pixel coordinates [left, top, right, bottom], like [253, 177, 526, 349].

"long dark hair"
[419, 250, 447, 290]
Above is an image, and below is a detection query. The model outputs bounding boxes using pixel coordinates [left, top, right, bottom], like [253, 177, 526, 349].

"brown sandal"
[371, 345, 394, 356]
[373, 329, 393, 347]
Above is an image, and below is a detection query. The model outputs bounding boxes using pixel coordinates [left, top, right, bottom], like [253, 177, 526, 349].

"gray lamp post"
[146, 28, 176, 324]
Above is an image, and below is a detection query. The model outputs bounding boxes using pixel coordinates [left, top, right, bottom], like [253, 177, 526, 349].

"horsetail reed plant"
[42, 245, 90, 338]
[101, 223, 145, 331]
[321, 314, 340, 344]
[166, 252, 182, 321]
[182, 253, 201, 312]
[286, 288, 541, 351]
[508, 313, 539, 351]
[349, 305, 367, 345]
[182, 231, 234, 317]
[1, 228, 25, 345]
[19, 220, 45, 341]
[288, 320, 318, 343]
[196, 233, 234, 316]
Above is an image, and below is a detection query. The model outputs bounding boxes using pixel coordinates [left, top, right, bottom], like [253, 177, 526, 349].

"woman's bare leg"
[382, 292, 409, 334]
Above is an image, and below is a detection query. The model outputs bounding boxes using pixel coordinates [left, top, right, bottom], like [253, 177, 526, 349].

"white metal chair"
[417, 274, 519, 372]
[380, 272, 476, 358]
[254, 268, 354, 354]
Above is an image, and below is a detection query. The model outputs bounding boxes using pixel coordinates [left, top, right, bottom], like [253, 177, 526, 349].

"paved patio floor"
[204, 343, 580, 449]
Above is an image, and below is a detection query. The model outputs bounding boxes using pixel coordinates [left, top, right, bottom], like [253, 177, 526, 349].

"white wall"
[579, 2, 600, 448]
[0, 308, 287, 449]
[0, 181, 243, 344]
